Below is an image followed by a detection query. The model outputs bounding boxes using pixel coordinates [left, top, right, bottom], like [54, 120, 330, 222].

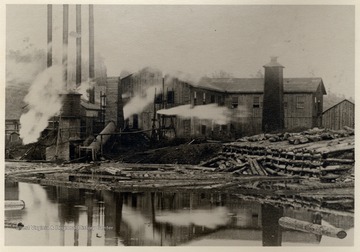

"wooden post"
[279, 216, 347, 239]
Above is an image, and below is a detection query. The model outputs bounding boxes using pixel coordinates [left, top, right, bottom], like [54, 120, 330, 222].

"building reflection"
[5, 182, 354, 246]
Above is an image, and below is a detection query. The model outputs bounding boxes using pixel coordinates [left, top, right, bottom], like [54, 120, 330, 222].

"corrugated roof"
[196, 77, 326, 94]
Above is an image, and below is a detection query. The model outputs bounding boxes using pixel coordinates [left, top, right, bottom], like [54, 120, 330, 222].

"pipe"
[76, 5, 82, 86]
[88, 121, 116, 153]
[47, 4, 52, 68]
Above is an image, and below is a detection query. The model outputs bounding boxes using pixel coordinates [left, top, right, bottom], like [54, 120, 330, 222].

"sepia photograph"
[3, 1, 356, 247]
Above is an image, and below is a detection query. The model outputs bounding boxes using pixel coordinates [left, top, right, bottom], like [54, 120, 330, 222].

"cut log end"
[337, 230, 347, 239]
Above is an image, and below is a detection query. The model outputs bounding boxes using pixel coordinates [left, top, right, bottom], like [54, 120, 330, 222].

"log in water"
[5, 200, 25, 211]
[279, 216, 347, 239]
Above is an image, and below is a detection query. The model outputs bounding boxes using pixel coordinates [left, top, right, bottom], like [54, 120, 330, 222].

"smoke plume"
[19, 65, 65, 144]
[123, 84, 161, 120]
[157, 103, 248, 125]
[75, 79, 94, 101]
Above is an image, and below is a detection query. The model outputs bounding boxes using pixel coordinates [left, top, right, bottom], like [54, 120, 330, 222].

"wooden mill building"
[105, 58, 327, 139]
[322, 99, 354, 130]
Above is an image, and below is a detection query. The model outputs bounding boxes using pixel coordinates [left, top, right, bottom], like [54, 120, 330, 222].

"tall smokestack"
[47, 5, 52, 68]
[262, 57, 285, 133]
[63, 5, 69, 87]
[89, 4, 95, 103]
[76, 5, 82, 86]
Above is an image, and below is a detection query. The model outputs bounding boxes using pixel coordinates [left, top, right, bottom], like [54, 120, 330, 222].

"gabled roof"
[322, 99, 354, 114]
[195, 77, 326, 94]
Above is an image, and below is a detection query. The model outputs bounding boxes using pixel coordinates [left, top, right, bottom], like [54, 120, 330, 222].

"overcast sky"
[6, 4, 355, 98]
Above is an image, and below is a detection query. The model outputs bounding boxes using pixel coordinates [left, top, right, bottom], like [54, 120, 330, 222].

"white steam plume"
[123, 84, 161, 120]
[19, 65, 66, 144]
[6, 45, 46, 86]
[155, 207, 230, 229]
[75, 79, 94, 101]
[158, 104, 247, 125]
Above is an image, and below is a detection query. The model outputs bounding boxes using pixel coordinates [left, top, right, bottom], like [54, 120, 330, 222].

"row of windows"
[193, 92, 224, 105]
[231, 95, 312, 109]
[153, 90, 314, 110]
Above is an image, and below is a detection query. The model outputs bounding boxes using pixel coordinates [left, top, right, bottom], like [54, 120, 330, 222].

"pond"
[5, 181, 354, 246]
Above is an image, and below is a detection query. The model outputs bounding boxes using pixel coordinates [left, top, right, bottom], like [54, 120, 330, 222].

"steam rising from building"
[123, 84, 162, 120]
[19, 65, 65, 144]
[157, 104, 249, 125]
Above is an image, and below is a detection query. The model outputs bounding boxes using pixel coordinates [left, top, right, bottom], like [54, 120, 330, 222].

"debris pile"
[200, 127, 354, 181]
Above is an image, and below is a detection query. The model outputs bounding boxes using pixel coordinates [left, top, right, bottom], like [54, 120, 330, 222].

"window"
[231, 96, 238, 109]
[210, 95, 215, 103]
[296, 96, 305, 109]
[167, 90, 175, 104]
[155, 94, 163, 104]
[193, 91, 197, 105]
[253, 96, 260, 108]
[203, 93, 206, 104]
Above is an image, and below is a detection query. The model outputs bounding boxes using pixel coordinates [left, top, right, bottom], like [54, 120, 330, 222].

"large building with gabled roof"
[107, 58, 327, 139]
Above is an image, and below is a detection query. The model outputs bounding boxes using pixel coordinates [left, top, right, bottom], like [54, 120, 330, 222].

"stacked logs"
[238, 127, 354, 145]
[200, 130, 354, 180]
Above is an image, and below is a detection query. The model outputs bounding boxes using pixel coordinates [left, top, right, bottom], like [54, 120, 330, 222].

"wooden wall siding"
[322, 100, 354, 130]
[283, 94, 313, 118]
[285, 117, 313, 130]
[105, 77, 119, 124]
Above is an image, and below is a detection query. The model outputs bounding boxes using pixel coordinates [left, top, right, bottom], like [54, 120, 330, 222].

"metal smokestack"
[47, 5, 52, 68]
[76, 5, 82, 86]
[63, 4, 69, 87]
[89, 4, 95, 103]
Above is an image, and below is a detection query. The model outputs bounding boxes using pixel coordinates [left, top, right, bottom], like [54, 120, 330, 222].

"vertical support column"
[63, 4, 69, 88]
[62, 4, 69, 87]
[47, 5, 52, 68]
[89, 4, 95, 103]
[76, 5, 82, 86]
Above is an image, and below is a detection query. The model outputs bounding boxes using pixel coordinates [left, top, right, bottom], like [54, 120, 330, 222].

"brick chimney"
[262, 57, 285, 133]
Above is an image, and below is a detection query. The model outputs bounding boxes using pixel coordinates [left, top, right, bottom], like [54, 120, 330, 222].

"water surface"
[5, 181, 354, 246]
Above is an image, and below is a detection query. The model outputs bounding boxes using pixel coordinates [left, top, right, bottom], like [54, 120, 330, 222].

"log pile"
[237, 127, 354, 145]
[200, 127, 354, 180]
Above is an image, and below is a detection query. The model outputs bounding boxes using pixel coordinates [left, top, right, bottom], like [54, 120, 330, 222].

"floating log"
[279, 216, 347, 239]
[5, 200, 25, 211]
[5, 221, 25, 230]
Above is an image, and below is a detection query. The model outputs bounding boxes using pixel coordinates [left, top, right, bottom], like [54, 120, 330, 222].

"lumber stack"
[200, 127, 354, 180]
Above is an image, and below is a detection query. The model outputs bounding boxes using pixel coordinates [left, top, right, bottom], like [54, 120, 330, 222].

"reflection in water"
[4, 182, 354, 246]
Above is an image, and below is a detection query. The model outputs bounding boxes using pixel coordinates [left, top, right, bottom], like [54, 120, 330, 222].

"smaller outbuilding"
[322, 99, 354, 130]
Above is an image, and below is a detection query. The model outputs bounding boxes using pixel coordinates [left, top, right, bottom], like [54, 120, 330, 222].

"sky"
[6, 4, 355, 98]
